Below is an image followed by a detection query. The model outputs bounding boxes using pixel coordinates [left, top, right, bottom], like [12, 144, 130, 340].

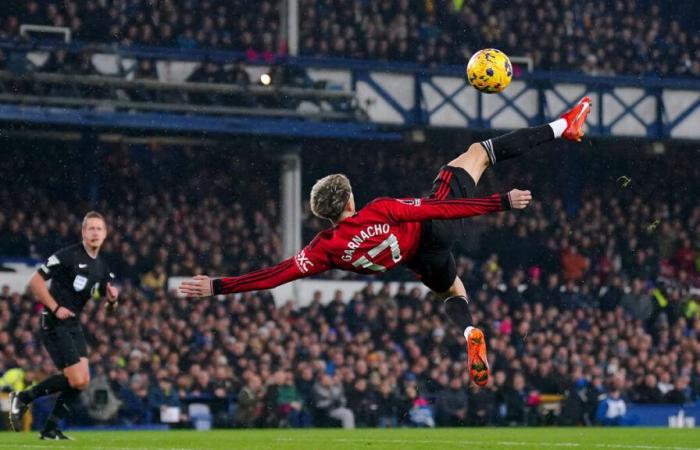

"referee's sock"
[18, 373, 69, 403]
[480, 120, 566, 165]
[43, 387, 81, 432]
[443, 295, 473, 333]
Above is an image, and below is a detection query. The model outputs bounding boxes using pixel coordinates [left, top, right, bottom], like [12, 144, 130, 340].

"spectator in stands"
[632, 374, 665, 404]
[375, 381, 399, 428]
[401, 384, 435, 428]
[691, 362, 700, 401]
[621, 279, 654, 325]
[346, 377, 378, 427]
[234, 374, 265, 428]
[595, 388, 627, 426]
[561, 244, 589, 282]
[493, 371, 521, 425]
[275, 371, 307, 427]
[118, 375, 150, 425]
[665, 377, 692, 405]
[312, 373, 355, 429]
[435, 377, 468, 426]
[147, 375, 181, 424]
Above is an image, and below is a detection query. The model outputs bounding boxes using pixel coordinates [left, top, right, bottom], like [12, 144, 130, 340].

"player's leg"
[447, 96, 592, 185]
[410, 247, 490, 387]
[437, 276, 490, 388]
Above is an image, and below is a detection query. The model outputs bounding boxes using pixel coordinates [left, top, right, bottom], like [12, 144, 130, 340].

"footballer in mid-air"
[182, 46, 592, 387]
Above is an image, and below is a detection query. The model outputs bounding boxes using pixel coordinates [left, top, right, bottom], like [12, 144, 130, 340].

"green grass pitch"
[1, 428, 699, 450]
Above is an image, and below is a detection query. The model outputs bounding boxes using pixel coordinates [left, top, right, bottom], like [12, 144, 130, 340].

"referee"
[8, 211, 118, 440]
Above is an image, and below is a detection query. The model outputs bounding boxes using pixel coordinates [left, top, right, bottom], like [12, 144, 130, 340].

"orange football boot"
[560, 96, 592, 142]
[466, 326, 490, 387]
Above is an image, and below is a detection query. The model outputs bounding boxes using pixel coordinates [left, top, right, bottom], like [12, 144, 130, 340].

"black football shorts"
[40, 311, 88, 369]
[406, 165, 477, 293]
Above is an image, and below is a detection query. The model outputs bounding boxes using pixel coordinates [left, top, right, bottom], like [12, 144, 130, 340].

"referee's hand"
[106, 282, 119, 302]
[179, 275, 212, 297]
[55, 306, 75, 320]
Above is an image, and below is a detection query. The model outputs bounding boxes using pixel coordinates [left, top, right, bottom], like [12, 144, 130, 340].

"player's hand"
[106, 282, 119, 302]
[509, 189, 532, 209]
[179, 275, 213, 297]
[55, 306, 75, 320]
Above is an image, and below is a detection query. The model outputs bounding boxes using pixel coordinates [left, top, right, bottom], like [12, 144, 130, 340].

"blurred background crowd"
[1, 138, 698, 428]
[0, 0, 699, 77]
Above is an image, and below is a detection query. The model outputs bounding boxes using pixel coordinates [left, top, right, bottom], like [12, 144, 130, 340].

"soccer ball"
[466, 48, 513, 94]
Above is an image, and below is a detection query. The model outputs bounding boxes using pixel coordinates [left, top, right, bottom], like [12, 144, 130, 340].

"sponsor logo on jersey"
[78, 263, 88, 269]
[397, 198, 421, 206]
[294, 250, 314, 273]
[73, 275, 88, 291]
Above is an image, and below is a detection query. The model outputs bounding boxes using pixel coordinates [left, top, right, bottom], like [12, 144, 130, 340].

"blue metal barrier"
[2, 39, 700, 140]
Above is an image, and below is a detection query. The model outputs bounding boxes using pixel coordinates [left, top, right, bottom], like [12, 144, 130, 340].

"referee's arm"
[31, 254, 75, 319]
[29, 273, 73, 318]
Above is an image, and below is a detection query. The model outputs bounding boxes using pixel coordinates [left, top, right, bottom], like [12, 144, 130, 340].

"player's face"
[82, 218, 107, 249]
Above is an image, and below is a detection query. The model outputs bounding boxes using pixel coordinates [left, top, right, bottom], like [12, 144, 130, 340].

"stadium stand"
[1, 139, 698, 428]
[0, 1, 698, 76]
[0, 141, 283, 279]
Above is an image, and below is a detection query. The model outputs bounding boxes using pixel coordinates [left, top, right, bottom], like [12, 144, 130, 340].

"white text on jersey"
[342, 223, 390, 261]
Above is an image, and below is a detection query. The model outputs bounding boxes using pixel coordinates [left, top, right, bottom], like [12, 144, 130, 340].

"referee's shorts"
[40, 311, 88, 369]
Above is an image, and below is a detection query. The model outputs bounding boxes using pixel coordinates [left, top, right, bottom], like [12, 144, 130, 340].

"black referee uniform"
[37, 242, 115, 369]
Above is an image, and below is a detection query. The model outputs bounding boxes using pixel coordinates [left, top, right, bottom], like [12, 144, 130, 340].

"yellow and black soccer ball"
[466, 48, 513, 94]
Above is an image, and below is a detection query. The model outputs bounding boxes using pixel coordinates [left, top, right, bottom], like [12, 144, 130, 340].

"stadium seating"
[0, 138, 698, 429]
[0, 1, 698, 77]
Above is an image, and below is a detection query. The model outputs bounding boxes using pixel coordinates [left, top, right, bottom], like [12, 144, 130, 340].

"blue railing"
[2, 39, 700, 140]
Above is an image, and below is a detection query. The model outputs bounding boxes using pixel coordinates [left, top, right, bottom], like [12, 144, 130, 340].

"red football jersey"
[212, 193, 511, 294]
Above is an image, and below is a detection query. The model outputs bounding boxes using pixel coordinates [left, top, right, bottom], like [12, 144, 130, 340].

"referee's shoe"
[39, 429, 74, 440]
[8, 391, 28, 431]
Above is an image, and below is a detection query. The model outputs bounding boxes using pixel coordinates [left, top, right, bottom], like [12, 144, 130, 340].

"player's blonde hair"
[310, 174, 352, 223]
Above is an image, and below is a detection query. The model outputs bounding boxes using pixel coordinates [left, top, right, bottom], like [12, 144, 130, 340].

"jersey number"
[351, 234, 402, 272]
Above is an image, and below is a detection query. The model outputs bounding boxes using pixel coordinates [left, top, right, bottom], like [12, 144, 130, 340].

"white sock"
[464, 326, 474, 340]
[549, 118, 567, 139]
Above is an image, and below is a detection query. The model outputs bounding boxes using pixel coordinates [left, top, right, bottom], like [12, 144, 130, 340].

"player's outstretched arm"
[179, 252, 329, 297]
[382, 188, 532, 222]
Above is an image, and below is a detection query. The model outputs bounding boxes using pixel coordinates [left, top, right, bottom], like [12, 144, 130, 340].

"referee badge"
[73, 275, 88, 291]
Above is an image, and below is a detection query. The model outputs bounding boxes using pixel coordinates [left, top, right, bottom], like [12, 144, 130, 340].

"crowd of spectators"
[1, 262, 699, 428]
[0, 1, 699, 77]
[299, 0, 700, 77]
[0, 139, 699, 429]
[0, 0, 279, 61]
[0, 141, 283, 283]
